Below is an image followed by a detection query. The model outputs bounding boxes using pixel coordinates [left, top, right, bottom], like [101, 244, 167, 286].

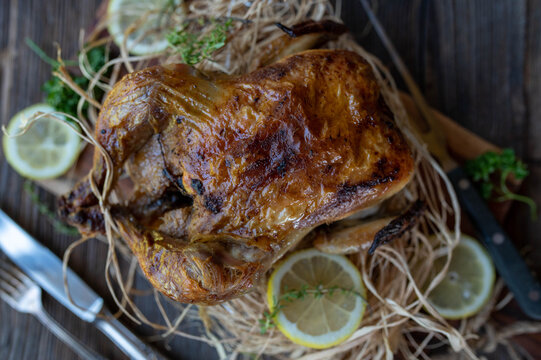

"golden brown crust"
[59, 49, 414, 304]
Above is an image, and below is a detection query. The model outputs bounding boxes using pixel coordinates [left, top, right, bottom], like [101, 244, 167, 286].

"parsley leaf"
[44, 46, 107, 119]
[27, 40, 107, 119]
[42, 75, 89, 118]
[465, 148, 537, 219]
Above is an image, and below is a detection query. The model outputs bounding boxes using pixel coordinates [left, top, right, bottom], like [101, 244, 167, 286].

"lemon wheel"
[3, 104, 81, 180]
[267, 249, 367, 349]
[107, 0, 185, 55]
[428, 234, 496, 319]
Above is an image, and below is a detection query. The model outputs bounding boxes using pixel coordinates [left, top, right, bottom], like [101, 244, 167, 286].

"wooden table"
[1, 1, 540, 359]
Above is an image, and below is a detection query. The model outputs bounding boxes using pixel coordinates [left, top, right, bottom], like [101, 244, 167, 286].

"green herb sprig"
[26, 38, 107, 119]
[166, 18, 234, 66]
[258, 284, 367, 334]
[465, 148, 537, 219]
[25, 38, 78, 68]
[23, 181, 79, 236]
[43, 46, 107, 119]
[42, 74, 91, 120]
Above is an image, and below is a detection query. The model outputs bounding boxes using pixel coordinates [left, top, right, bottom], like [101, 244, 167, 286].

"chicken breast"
[59, 49, 414, 304]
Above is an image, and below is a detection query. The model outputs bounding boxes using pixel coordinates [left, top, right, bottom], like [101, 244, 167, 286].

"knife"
[0, 209, 167, 359]
[359, 0, 541, 319]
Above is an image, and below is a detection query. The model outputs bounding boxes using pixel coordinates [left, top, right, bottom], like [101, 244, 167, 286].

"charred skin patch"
[240, 125, 299, 189]
[144, 187, 193, 213]
[204, 195, 223, 214]
[70, 208, 105, 234]
[337, 168, 399, 202]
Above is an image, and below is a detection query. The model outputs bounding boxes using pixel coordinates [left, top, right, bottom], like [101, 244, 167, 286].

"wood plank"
[506, 0, 541, 287]
[343, 0, 529, 151]
[1, 1, 540, 359]
[525, 0, 541, 161]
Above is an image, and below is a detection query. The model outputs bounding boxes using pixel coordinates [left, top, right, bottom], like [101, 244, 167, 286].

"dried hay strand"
[8, 0, 539, 359]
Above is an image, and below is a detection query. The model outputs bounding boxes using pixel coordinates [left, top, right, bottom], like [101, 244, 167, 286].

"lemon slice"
[107, 0, 185, 55]
[428, 234, 495, 319]
[3, 104, 81, 180]
[267, 249, 367, 349]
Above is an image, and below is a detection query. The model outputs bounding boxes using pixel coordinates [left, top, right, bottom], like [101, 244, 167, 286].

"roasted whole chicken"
[59, 49, 414, 304]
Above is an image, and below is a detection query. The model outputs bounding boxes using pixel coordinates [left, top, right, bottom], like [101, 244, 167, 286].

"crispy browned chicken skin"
[59, 49, 414, 304]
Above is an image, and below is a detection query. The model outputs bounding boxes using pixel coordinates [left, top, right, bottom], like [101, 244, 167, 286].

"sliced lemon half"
[107, 0, 185, 55]
[267, 249, 367, 349]
[428, 234, 496, 319]
[3, 104, 81, 180]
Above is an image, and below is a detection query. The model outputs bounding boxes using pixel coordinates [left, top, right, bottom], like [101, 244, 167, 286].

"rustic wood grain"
[508, 0, 541, 269]
[1, 1, 540, 359]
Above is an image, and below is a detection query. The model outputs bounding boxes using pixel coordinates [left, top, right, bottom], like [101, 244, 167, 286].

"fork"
[0, 261, 105, 360]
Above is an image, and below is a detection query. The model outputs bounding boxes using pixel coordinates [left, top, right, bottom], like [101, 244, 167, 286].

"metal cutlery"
[0, 260, 105, 360]
[0, 209, 167, 360]
[359, 0, 541, 319]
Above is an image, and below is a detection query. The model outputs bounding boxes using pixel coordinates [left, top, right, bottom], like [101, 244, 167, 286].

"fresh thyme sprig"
[259, 284, 367, 334]
[23, 181, 79, 236]
[166, 18, 234, 66]
[465, 148, 537, 220]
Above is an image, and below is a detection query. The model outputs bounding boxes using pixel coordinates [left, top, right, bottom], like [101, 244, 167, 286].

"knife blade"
[0, 209, 167, 359]
[359, 0, 541, 319]
[0, 209, 103, 321]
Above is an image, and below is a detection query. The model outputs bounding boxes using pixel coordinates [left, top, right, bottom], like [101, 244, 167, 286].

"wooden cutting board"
[399, 93, 516, 224]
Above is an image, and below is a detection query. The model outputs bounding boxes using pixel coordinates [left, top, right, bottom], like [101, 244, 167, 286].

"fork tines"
[0, 260, 30, 295]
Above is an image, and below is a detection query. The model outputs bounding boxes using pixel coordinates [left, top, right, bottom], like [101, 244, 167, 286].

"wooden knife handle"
[447, 166, 541, 319]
